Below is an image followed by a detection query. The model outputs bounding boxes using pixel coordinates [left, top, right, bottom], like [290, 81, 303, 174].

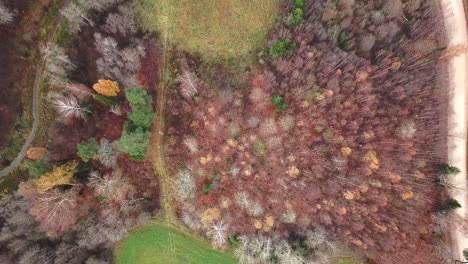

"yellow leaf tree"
[34, 161, 78, 192]
[93, 79, 120, 96]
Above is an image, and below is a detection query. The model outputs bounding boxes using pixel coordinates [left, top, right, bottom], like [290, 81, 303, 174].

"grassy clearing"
[116, 224, 238, 264]
[136, 0, 281, 62]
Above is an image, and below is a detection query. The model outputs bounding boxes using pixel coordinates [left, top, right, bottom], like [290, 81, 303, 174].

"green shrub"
[128, 106, 156, 130]
[229, 235, 239, 246]
[338, 31, 347, 43]
[431, 46, 447, 54]
[254, 141, 267, 155]
[289, 8, 304, 27]
[97, 195, 108, 203]
[55, 18, 72, 46]
[293, 0, 307, 8]
[92, 94, 119, 107]
[271, 95, 288, 110]
[338, 31, 352, 51]
[125, 87, 152, 108]
[269, 39, 296, 57]
[341, 40, 352, 51]
[438, 198, 462, 212]
[437, 163, 461, 175]
[202, 183, 215, 194]
[26, 159, 52, 178]
[117, 127, 150, 161]
[464, 248, 468, 260]
[77, 138, 98, 162]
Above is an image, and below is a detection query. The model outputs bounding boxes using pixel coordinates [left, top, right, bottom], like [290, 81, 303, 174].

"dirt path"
[441, 0, 468, 260]
[149, 11, 179, 227]
[0, 0, 71, 178]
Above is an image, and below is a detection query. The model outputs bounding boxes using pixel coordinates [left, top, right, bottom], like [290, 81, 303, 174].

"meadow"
[116, 224, 238, 264]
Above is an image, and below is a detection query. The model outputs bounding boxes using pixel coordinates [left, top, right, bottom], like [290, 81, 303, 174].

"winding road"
[442, 0, 468, 260]
[0, 0, 71, 177]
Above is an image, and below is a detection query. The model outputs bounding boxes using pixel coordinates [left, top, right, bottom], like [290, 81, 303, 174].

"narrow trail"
[441, 0, 468, 260]
[149, 3, 178, 227]
[150, 34, 177, 226]
[0, 0, 71, 177]
[148, 6, 179, 263]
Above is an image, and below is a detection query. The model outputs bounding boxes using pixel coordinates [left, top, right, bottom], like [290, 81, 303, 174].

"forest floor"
[443, 0, 468, 260]
[0, 0, 71, 178]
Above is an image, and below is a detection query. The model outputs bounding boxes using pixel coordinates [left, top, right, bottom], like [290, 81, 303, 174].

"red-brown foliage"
[138, 39, 160, 92]
[165, 0, 447, 262]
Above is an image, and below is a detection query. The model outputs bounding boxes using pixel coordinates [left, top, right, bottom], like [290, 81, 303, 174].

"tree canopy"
[93, 79, 120, 96]
[128, 106, 155, 130]
[125, 87, 152, 108]
[77, 138, 99, 162]
[34, 161, 78, 192]
[117, 128, 150, 161]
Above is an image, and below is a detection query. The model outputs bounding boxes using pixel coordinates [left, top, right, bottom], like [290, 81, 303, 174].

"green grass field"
[136, 0, 280, 61]
[116, 224, 238, 264]
[332, 258, 363, 264]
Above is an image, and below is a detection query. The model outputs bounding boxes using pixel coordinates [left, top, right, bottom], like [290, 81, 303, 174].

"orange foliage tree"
[34, 161, 78, 192]
[26, 147, 48, 160]
[93, 79, 120, 96]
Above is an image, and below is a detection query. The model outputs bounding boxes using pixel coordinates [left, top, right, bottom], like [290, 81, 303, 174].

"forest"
[0, 0, 465, 263]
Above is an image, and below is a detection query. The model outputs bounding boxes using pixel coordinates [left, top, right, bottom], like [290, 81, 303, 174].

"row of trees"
[116, 87, 155, 161]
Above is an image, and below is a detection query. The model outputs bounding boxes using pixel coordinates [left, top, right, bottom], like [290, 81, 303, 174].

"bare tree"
[176, 71, 199, 98]
[207, 221, 229, 247]
[103, 5, 137, 36]
[0, 1, 13, 24]
[28, 188, 81, 234]
[236, 235, 274, 264]
[18, 246, 53, 264]
[0, 193, 114, 263]
[94, 33, 145, 87]
[62, 0, 126, 34]
[51, 93, 89, 119]
[80, 0, 124, 12]
[260, 118, 278, 136]
[173, 169, 195, 201]
[236, 235, 306, 264]
[61, 3, 94, 34]
[97, 140, 118, 167]
[279, 115, 295, 131]
[247, 116, 260, 128]
[275, 241, 306, 264]
[85, 256, 111, 264]
[75, 209, 130, 249]
[42, 45, 76, 86]
[183, 137, 198, 153]
[0, 194, 39, 248]
[89, 171, 128, 200]
[66, 83, 94, 101]
[109, 104, 122, 115]
[53, 243, 88, 264]
[397, 120, 416, 139]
